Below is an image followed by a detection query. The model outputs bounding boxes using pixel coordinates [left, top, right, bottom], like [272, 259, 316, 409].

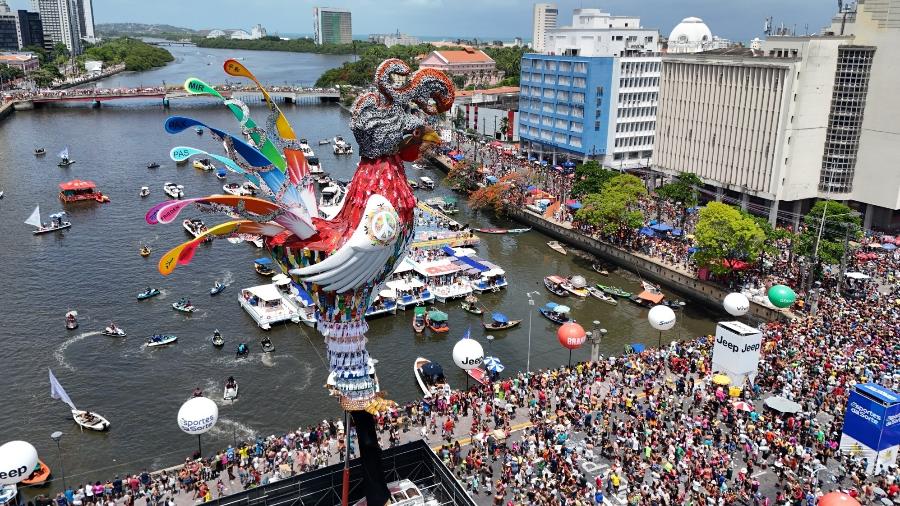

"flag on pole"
[461, 326, 471, 340]
[48, 368, 77, 411]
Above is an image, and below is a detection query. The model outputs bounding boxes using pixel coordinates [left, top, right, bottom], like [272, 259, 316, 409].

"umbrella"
[485, 175, 498, 184]
[421, 361, 443, 379]
[629, 343, 646, 353]
[427, 310, 448, 322]
[526, 185, 537, 191]
[554, 305, 571, 314]
[484, 356, 504, 373]
[639, 227, 655, 237]
[567, 201, 583, 210]
[764, 396, 802, 414]
[491, 312, 509, 324]
[883, 243, 897, 251]
[712, 374, 732, 386]
[650, 223, 673, 233]
[562, 160, 576, 168]
[732, 400, 754, 412]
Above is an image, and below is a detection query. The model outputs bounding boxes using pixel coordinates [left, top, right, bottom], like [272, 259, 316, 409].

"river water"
[0, 45, 721, 492]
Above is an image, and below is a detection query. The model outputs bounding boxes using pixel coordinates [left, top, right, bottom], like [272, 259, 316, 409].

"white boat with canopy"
[26, 205, 71, 234]
[49, 368, 110, 431]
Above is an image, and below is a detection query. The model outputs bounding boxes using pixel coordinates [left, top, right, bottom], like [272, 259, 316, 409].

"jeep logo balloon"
[452, 337, 484, 371]
[0, 441, 38, 485]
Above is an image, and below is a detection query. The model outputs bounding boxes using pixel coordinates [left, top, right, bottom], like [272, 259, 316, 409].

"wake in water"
[220, 270, 234, 287]
[206, 352, 296, 368]
[207, 417, 256, 443]
[55, 330, 102, 371]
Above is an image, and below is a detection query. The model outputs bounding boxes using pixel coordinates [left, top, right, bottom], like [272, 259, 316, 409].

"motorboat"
[641, 280, 662, 294]
[210, 281, 226, 296]
[193, 158, 214, 171]
[408, 179, 419, 189]
[0, 191, 3, 199]
[591, 263, 609, 276]
[333, 136, 352, 155]
[508, 227, 531, 233]
[222, 182, 251, 196]
[466, 367, 490, 387]
[628, 294, 657, 308]
[260, 337, 275, 353]
[146, 334, 177, 347]
[21, 460, 51, 487]
[137, 287, 160, 300]
[254, 257, 275, 276]
[414, 358, 450, 398]
[147, 162, 160, 169]
[424, 196, 458, 215]
[172, 300, 196, 313]
[57, 147, 74, 167]
[425, 310, 449, 333]
[101, 324, 126, 337]
[215, 168, 227, 180]
[211, 329, 224, 347]
[72, 409, 110, 431]
[318, 139, 331, 145]
[663, 299, 686, 310]
[241, 182, 258, 196]
[318, 180, 347, 219]
[543, 275, 569, 297]
[307, 156, 325, 177]
[461, 295, 483, 315]
[597, 284, 632, 298]
[140, 245, 151, 257]
[482, 311, 521, 330]
[547, 241, 567, 255]
[194, 127, 203, 135]
[26, 205, 71, 235]
[587, 286, 617, 305]
[474, 228, 508, 234]
[223, 377, 239, 400]
[562, 275, 589, 297]
[65, 311, 78, 330]
[183, 218, 208, 239]
[235, 343, 249, 359]
[163, 182, 184, 199]
[298, 139, 314, 156]
[410, 162, 426, 170]
[353, 479, 439, 506]
[538, 302, 571, 324]
[412, 306, 426, 333]
[0, 484, 16, 505]
[140, 186, 150, 197]
[34, 147, 46, 156]
[419, 176, 435, 190]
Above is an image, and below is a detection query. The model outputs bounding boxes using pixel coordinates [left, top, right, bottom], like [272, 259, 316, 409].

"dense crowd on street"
[2, 84, 338, 104]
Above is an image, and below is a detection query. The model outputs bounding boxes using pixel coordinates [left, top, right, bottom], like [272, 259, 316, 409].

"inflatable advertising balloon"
[648, 305, 676, 331]
[557, 322, 587, 350]
[723, 292, 750, 316]
[453, 337, 484, 371]
[177, 397, 218, 435]
[0, 441, 38, 485]
[767, 284, 796, 308]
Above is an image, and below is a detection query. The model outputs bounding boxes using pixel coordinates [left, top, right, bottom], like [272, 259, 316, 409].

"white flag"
[48, 369, 77, 411]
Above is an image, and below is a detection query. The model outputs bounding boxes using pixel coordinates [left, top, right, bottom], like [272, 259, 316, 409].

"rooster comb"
[350, 58, 455, 159]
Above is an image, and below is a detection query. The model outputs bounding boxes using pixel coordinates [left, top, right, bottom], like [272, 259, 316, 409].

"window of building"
[544, 74, 556, 85]
[555, 118, 568, 129]
[559, 61, 571, 72]
[595, 121, 601, 131]
[572, 92, 585, 104]
[574, 62, 587, 73]
[573, 77, 586, 88]
[555, 133, 566, 143]
[557, 103, 570, 115]
[558, 76, 571, 86]
[557, 90, 569, 102]
[572, 106, 584, 118]
[570, 136, 582, 147]
[534, 60, 544, 70]
[546, 61, 557, 71]
[571, 122, 583, 133]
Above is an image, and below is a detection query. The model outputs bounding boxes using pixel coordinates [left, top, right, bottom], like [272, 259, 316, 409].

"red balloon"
[818, 492, 860, 506]
[557, 322, 586, 350]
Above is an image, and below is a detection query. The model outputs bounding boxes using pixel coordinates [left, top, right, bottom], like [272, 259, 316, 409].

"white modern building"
[313, 7, 351, 45]
[369, 31, 419, 47]
[75, 0, 93, 42]
[531, 3, 557, 53]
[250, 23, 266, 39]
[31, 0, 81, 54]
[519, 8, 661, 169]
[654, 1, 900, 229]
[230, 29, 252, 40]
[206, 29, 226, 38]
[666, 16, 730, 53]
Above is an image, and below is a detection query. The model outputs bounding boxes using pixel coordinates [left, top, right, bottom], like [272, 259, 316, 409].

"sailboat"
[57, 146, 75, 167]
[26, 205, 71, 235]
[49, 369, 110, 431]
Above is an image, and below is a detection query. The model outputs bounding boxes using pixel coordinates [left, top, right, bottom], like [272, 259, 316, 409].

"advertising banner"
[711, 321, 762, 385]
[840, 383, 900, 475]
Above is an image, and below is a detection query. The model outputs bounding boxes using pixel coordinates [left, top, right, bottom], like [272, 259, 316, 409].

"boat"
[146, 162, 160, 169]
[254, 257, 275, 276]
[140, 245, 151, 257]
[163, 182, 184, 199]
[419, 176, 435, 190]
[318, 139, 331, 145]
[587, 286, 618, 305]
[538, 302, 571, 324]
[182, 218, 208, 239]
[137, 287, 160, 300]
[0, 191, 3, 199]
[413, 357, 450, 398]
[139, 186, 150, 197]
[562, 275, 590, 297]
[632, 290, 664, 308]
[474, 228, 508, 234]
[597, 284, 632, 298]
[408, 179, 419, 189]
[101, 323, 126, 337]
[365, 291, 398, 319]
[318, 180, 347, 219]
[210, 281, 226, 296]
[147, 334, 177, 347]
[412, 306, 427, 333]
[461, 295, 483, 315]
[591, 263, 609, 276]
[424, 196, 458, 215]
[466, 367, 490, 386]
[663, 299, 686, 310]
[353, 479, 439, 506]
[543, 275, 569, 297]
[307, 156, 325, 177]
[299, 139, 314, 156]
[507, 227, 531, 233]
[242, 181, 259, 196]
[223, 377, 239, 400]
[192, 158, 214, 171]
[194, 127, 203, 135]
[260, 337, 275, 353]
[172, 299, 196, 313]
[628, 295, 657, 308]
[25, 205, 71, 235]
[333, 136, 353, 155]
[425, 310, 449, 333]
[34, 147, 46, 156]
[215, 168, 228, 180]
[482, 311, 521, 330]
[547, 241, 567, 255]
[211, 329, 224, 347]
[411, 162, 426, 170]
[235, 343, 249, 359]
[222, 182, 251, 196]
[49, 369, 111, 431]
[21, 460, 50, 487]
[641, 280, 662, 294]
[0, 485, 16, 506]
[64, 311, 78, 330]
[57, 146, 75, 167]
[58, 180, 108, 203]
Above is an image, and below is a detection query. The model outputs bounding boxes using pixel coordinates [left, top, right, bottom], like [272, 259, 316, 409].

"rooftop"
[456, 86, 519, 97]
[433, 49, 494, 64]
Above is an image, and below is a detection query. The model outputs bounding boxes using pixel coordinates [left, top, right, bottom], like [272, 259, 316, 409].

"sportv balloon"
[723, 292, 750, 316]
[0, 440, 38, 485]
[177, 397, 219, 435]
[648, 305, 676, 331]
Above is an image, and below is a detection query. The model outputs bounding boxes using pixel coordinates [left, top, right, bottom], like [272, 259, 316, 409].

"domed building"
[667, 17, 730, 53]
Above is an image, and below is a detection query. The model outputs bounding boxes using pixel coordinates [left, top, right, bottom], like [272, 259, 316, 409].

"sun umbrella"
[491, 312, 509, 324]
[764, 396, 802, 414]
[712, 374, 732, 386]
[427, 310, 448, 322]
[421, 361, 444, 379]
[732, 400, 754, 412]
[883, 243, 897, 251]
[554, 305, 571, 314]
[483, 356, 504, 373]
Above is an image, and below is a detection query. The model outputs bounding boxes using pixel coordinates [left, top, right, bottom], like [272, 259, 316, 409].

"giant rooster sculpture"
[146, 58, 453, 504]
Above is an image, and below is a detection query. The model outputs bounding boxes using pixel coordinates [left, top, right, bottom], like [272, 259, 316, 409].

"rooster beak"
[421, 128, 441, 145]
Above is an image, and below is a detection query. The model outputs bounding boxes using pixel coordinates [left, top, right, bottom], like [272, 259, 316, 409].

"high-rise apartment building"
[17, 10, 47, 50]
[32, 0, 81, 54]
[313, 7, 351, 45]
[0, 1, 18, 51]
[532, 3, 557, 53]
[75, 0, 93, 42]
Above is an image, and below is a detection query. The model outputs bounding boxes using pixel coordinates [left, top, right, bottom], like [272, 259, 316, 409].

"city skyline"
[6, 0, 837, 43]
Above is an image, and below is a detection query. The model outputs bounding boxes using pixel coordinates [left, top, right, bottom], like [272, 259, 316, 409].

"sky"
[7, 0, 838, 43]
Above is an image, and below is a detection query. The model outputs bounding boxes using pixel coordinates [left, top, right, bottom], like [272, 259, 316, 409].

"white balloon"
[648, 305, 676, 331]
[452, 338, 484, 371]
[723, 292, 750, 316]
[0, 441, 38, 485]
[177, 397, 219, 435]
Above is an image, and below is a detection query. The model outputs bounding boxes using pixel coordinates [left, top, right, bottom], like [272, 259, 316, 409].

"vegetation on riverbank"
[81, 38, 174, 72]
[197, 36, 378, 56]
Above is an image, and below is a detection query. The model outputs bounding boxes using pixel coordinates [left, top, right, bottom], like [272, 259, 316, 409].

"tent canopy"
[630, 343, 645, 353]
[764, 396, 802, 414]
[845, 272, 871, 280]
[421, 361, 443, 379]
[650, 223, 673, 232]
[254, 257, 273, 265]
[491, 312, 509, 323]
[637, 290, 664, 304]
[639, 227, 655, 237]
[427, 310, 448, 322]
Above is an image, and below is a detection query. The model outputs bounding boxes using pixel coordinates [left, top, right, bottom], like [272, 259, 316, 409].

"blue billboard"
[843, 383, 900, 451]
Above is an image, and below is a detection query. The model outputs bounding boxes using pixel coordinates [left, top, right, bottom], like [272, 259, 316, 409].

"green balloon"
[768, 285, 796, 308]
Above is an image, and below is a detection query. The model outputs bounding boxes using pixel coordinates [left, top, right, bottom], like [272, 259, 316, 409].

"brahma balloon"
[452, 337, 484, 371]
[557, 322, 587, 350]
[767, 284, 796, 308]
[177, 397, 218, 435]
[817, 492, 860, 506]
[648, 305, 676, 331]
[0, 441, 38, 485]
[723, 292, 750, 316]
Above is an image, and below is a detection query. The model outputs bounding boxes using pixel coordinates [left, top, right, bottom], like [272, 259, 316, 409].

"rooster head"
[350, 58, 454, 161]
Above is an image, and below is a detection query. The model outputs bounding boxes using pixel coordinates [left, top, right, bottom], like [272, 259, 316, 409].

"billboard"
[840, 383, 900, 474]
[711, 321, 762, 386]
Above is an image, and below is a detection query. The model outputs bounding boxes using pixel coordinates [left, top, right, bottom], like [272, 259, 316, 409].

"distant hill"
[96, 23, 200, 37]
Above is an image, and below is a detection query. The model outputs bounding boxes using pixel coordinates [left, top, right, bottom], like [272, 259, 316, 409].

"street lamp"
[590, 321, 607, 363]
[50, 431, 66, 492]
[525, 291, 540, 374]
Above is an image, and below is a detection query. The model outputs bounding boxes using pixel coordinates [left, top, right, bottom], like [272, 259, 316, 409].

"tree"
[569, 160, 616, 198]
[498, 116, 509, 139]
[446, 160, 481, 193]
[796, 200, 862, 267]
[451, 74, 467, 90]
[574, 174, 646, 235]
[452, 107, 465, 130]
[693, 202, 766, 275]
[468, 172, 526, 214]
[656, 172, 702, 228]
